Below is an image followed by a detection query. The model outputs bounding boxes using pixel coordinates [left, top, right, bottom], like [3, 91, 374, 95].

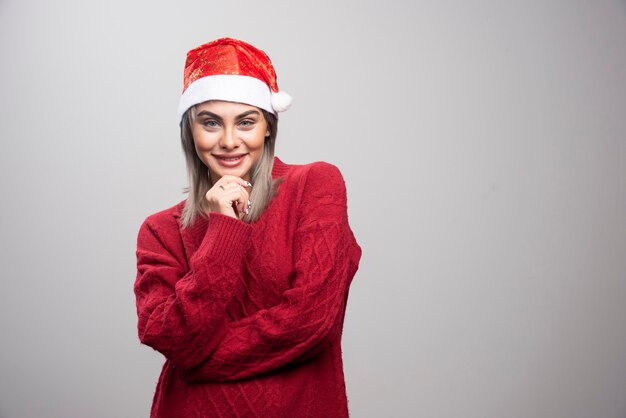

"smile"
[214, 154, 246, 167]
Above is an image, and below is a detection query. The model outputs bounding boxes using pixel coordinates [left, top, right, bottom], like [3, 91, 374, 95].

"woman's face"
[192, 100, 268, 183]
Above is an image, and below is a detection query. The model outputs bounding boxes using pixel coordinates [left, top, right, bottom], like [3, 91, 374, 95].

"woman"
[134, 38, 361, 417]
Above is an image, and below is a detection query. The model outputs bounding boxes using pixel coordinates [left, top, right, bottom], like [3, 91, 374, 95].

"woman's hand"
[204, 175, 252, 220]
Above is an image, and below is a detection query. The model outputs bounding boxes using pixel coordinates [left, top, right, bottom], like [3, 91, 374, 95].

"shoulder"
[275, 159, 348, 210]
[275, 157, 346, 190]
[304, 160, 344, 180]
[136, 201, 190, 269]
[303, 161, 346, 194]
[137, 200, 186, 242]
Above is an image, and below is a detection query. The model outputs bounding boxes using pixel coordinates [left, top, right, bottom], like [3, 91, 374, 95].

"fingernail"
[244, 181, 253, 188]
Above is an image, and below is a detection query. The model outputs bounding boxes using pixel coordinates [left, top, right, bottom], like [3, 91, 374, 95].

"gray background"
[1, 0, 625, 417]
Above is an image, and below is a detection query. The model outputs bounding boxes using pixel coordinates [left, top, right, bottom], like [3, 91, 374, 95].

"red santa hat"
[178, 37, 292, 122]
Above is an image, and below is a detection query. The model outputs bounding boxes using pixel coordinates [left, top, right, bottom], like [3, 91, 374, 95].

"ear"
[265, 131, 270, 138]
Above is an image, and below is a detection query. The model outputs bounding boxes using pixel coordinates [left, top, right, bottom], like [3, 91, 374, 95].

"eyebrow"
[196, 109, 261, 121]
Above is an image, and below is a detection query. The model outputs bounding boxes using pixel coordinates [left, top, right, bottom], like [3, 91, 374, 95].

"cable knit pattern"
[135, 157, 361, 417]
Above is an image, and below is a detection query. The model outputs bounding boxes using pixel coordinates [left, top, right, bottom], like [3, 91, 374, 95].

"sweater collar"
[271, 156, 289, 178]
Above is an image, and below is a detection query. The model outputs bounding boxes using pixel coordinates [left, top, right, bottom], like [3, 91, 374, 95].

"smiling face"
[192, 100, 269, 183]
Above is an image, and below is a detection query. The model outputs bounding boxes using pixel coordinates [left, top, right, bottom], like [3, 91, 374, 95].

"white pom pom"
[271, 91, 292, 112]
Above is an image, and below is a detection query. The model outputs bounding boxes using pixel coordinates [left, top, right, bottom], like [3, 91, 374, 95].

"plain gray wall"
[1, 0, 625, 417]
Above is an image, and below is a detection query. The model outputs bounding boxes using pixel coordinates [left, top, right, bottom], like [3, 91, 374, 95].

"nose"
[219, 126, 239, 149]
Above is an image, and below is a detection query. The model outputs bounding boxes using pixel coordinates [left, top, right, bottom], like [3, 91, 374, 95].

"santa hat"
[178, 37, 292, 122]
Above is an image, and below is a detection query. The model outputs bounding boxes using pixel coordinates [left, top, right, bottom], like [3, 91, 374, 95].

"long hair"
[179, 105, 280, 228]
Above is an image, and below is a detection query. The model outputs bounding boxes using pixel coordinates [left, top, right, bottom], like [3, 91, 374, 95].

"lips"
[213, 153, 247, 167]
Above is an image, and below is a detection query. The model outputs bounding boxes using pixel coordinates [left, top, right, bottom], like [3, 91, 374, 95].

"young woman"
[134, 38, 361, 417]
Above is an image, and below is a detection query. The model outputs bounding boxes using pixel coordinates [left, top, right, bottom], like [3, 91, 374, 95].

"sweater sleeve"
[134, 212, 252, 370]
[180, 163, 362, 382]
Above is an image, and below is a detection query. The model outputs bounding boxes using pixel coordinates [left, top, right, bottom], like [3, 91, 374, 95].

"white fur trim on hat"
[178, 75, 274, 122]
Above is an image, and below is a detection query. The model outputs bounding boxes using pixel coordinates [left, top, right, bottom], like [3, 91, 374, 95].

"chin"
[209, 165, 251, 182]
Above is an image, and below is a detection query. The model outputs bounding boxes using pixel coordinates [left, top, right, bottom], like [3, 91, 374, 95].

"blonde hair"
[179, 105, 280, 228]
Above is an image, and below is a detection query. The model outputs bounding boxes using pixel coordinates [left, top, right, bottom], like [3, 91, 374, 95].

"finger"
[210, 181, 243, 197]
[214, 175, 253, 189]
[218, 181, 249, 198]
[232, 187, 250, 215]
[220, 187, 249, 212]
[205, 179, 250, 217]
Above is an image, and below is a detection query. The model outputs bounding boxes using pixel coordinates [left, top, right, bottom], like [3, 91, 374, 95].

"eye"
[201, 119, 220, 128]
[238, 119, 255, 127]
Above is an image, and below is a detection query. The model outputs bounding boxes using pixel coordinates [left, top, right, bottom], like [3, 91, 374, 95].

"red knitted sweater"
[134, 157, 361, 417]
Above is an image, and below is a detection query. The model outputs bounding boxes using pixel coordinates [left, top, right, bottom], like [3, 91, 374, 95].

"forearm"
[179, 220, 360, 382]
[135, 213, 252, 369]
